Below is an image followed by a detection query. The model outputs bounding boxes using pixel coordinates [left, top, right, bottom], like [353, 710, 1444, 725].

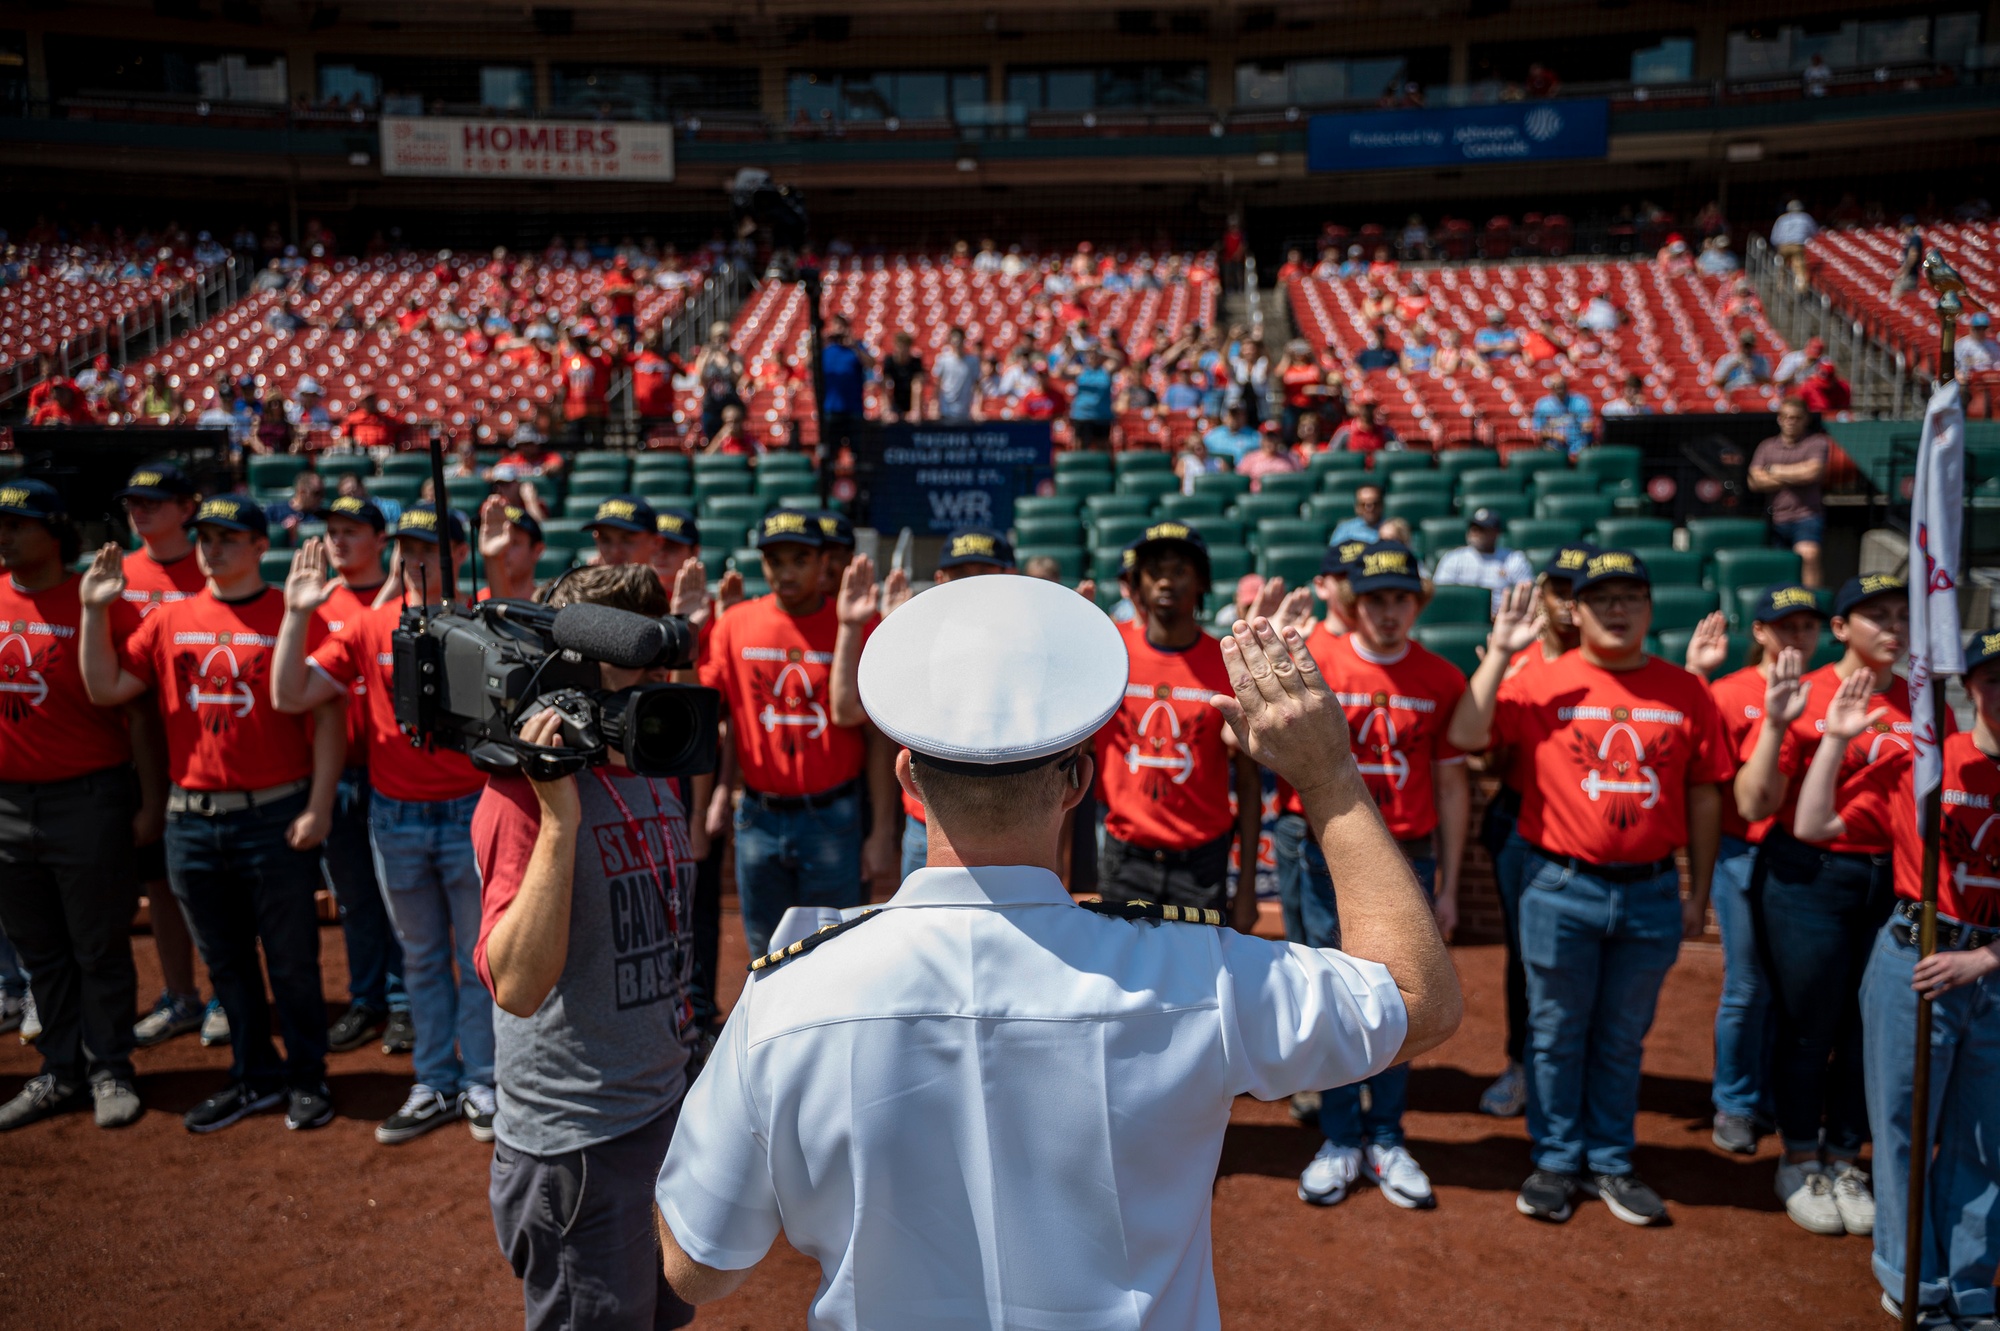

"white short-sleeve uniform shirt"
[655, 865, 1407, 1331]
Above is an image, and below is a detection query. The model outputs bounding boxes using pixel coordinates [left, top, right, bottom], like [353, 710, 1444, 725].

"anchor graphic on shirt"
[1353, 701, 1412, 790]
[1126, 697, 1195, 784]
[0, 633, 49, 707]
[758, 659, 828, 738]
[1579, 721, 1662, 808]
[1952, 813, 2000, 894]
[1862, 724, 1912, 765]
[187, 644, 256, 717]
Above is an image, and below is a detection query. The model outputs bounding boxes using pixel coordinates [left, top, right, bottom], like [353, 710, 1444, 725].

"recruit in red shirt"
[1094, 620, 1236, 851]
[320, 580, 387, 763]
[1839, 732, 2000, 928]
[0, 575, 136, 783]
[1708, 665, 1776, 843]
[1279, 634, 1466, 841]
[308, 601, 485, 804]
[120, 547, 207, 621]
[698, 595, 871, 798]
[1493, 652, 1732, 865]
[123, 588, 327, 792]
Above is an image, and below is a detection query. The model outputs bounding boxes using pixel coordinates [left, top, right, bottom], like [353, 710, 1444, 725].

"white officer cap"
[859, 574, 1127, 773]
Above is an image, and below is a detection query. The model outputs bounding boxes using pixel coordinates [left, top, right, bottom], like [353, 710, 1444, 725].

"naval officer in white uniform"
[653, 575, 1462, 1330]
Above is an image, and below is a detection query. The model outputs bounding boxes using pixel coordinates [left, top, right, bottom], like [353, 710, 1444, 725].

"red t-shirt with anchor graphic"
[308, 601, 485, 804]
[1493, 651, 1732, 865]
[122, 587, 327, 792]
[120, 547, 208, 622]
[318, 580, 385, 762]
[1840, 731, 2000, 927]
[0, 574, 137, 783]
[699, 594, 873, 797]
[1094, 619, 1236, 851]
[1279, 633, 1466, 841]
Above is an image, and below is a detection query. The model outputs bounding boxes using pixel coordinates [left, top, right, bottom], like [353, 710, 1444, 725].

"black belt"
[741, 778, 860, 813]
[1530, 845, 1677, 884]
[1892, 899, 2000, 952]
[1110, 831, 1231, 868]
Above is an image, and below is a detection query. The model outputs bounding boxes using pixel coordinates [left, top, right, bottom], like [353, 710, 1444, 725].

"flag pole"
[1900, 252, 1962, 1331]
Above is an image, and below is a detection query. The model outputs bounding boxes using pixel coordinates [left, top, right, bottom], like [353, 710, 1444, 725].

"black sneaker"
[1516, 1169, 1581, 1223]
[1878, 1291, 1957, 1328]
[375, 1084, 458, 1144]
[381, 1009, 416, 1055]
[183, 1082, 285, 1134]
[1594, 1172, 1668, 1226]
[0, 1073, 88, 1131]
[327, 1005, 387, 1054]
[286, 1083, 334, 1131]
[1712, 1112, 1759, 1155]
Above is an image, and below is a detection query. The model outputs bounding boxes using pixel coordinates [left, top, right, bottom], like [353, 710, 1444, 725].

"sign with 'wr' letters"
[855, 422, 1053, 536]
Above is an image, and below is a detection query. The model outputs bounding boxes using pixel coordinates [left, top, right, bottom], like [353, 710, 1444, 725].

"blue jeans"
[1862, 922, 2000, 1318]
[733, 790, 864, 960]
[1493, 827, 1532, 1066]
[165, 790, 327, 1091]
[324, 768, 406, 1014]
[1710, 834, 1774, 1120]
[1751, 828, 1890, 1156]
[369, 791, 493, 1097]
[1271, 813, 1340, 948]
[900, 815, 927, 884]
[1519, 850, 1683, 1177]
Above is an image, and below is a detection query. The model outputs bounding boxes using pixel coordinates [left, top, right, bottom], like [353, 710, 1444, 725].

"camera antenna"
[427, 428, 458, 607]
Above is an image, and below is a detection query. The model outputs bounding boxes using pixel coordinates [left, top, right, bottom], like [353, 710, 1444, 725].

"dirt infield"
[1, 901, 1887, 1331]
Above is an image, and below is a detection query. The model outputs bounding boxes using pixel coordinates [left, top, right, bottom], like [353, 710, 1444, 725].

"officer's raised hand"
[1210, 615, 1354, 796]
[284, 536, 338, 612]
[79, 542, 128, 607]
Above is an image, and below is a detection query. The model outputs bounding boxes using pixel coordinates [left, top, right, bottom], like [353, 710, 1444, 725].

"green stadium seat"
[1259, 543, 1326, 588]
[1521, 547, 1558, 571]
[693, 472, 754, 499]
[248, 455, 308, 492]
[1191, 472, 1250, 500]
[1461, 493, 1531, 523]
[1390, 471, 1453, 497]
[562, 495, 603, 518]
[1320, 467, 1376, 495]
[533, 548, 577, 580]
[1015, 494, 1083, 519]
[1710, 547, 1802, 597]
[566, 474, 627, 500]
[1371, 453, 1433, 480]
[1154, 493, 1225, 521]
[1014, 516, 1084, 547]
[1089, 545, 1130, 580]
[1113, 450, 1174, 475]
[1503, 450, 1569, 477]
[1182, 517, 1245, 548]
[371, 477, 422, 506]
[1809, 631, 1845, 669]
[1085, 494, 1153, 520]
[1207, 546, 1253, 585]
[1414, 624, 1488, 676]
[1054, 451, 1112, 473]
[1436, 448, 1501, 478]
[1116, 471, 1181, 500]
[1593, 517, 1674, 549]
[1306, 493, 1360, 526]
[1091, 515, 1152, 549]
[1093, 581, 1126, 613]
[1257, 472, 1316, 500]
[1417, 516, 1467, 560]
[726, 545, 764, 572]
[1686, 517, 1771, 566]
[1629, 548, 1701, 588]
[570, 454, 630, 479]
[1307, 450, 1370, 481]
[1425, 583, 1493, 624]
[775, 494, 822, 515]
[1384, 493, 1450, 524]
[1055, 472, 1113, 499]
[379, 454, 433, 478]
[316, 454, 373, 483]
[1577, 444, 1642, 490]
[1532, 470, 1601, 500]
[644, 492, 695, 515]
[1257, 518, 1329, 550]
[633, 467, 692, 492]
[1536, 493, 1614, 525]
[1650, 585, 1719, 632]
[1509, 518, 1583, 549]
[1457, 466, 1522, 492]
[1013, 545, 1084, 582]
[1232, 493, 1303, 524]
[691, 455, 750, 479]
[701, 494, 769, 530]
[258, 550, 295, 584]
[1319, 479, 1367, 513]
[539, 519, 588, 550]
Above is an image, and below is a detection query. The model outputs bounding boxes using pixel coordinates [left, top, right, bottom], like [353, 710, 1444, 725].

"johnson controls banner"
[379, 117, 674, 181]
[1307, 99, 1608, 173]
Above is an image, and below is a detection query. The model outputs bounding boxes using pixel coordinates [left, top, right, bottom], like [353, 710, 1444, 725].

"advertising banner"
[1307, 99, 1609, 173]
[379, 117, 674, 181]
[853, 421, 1053, 535]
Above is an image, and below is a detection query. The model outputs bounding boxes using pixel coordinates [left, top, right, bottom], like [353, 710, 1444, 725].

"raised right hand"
[1210, 616, 1355, 797]
[285, 537, 337, 612]
[881, 565, 913, 617]
[79, 543, 127, 608]
[1763, 646, 1813, 726]
[477, 494, 512, 561]
[670, 558, 708, 620]
[1487, 580, 1544, 659]
[1821, 665, 1887, 741]
[837, 552, 881, 626]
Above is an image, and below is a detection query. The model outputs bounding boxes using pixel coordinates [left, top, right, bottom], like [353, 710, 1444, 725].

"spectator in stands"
[1712, 329, 1773, 390]
[1201, 401, 1261, 468]
[1338, 245, 1367, 279]
[1774, 336, 1826, 389]
[1698, 235, 1741, 276]
[1277, 248, 1310, 283]
[705, 404, 753, 456]
[74, 355, 125, 419]
[253, 390, 294, 455]
[1274, 341, 1329, 439]
[1400, 214, 1431, 260]
[27, 381, 94, 427]
[1958, 312, 1997, 373]
[1433, 328, 1474, 377]
[820, 315, 870, 454]
[932, 326, 976, 421]
[1064, 345, 1117, 450]
[1800, 359, 1851, 415]
[1433, 509, 1535, 615]
[1888, 217, 1924, 299]
[880, 332, 926, 424]
[135, 370, 177, 423]
[1022, 554, 1063, 582]
[558, 335, 613, 451]
[1400, 327, 1437, 375]
[1656, 235, 1695, 276]
[1579, 288, 1621, 334]
[1532, 375, 1595, 459]
[693, 322, 746, 441]
[1600, 373, 1654, 417]
[1525, 61, 1561, 98]
[1474, 308, 1520, 362]
[1236, 422, 1304, 492]
[1330, 485, 1387, 546]
[1332, 399, 1394, 453]
[264, 471, 325, 541]
[629, 331, 681, 441]
[1749, 397, 1830, 587]
[293, 378, 332, 430]
[1802, 53, 1832, 98]
[1354, 330, 1398, 373]
[1770, 200, 1820, 292]
[1722, 278, 1762, 321]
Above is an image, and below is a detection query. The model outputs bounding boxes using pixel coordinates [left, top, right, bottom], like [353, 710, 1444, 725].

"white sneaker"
[1367, 1143, 1437, 1210]
[1775, 1159, 1845, 1235]
[1829, 1160, 1875, 1236]
[199, 999, 229, 1048]
[1298, 1142, 1364, 1207]
[1479, 1061, 1526, 1117]
[18, 992, 39, 1043]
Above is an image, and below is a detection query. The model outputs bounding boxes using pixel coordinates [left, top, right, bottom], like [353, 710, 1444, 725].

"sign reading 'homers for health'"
[1307, 99, 1609, 173]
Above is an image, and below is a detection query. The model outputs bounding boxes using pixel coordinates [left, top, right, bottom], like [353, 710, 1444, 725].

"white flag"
[1908, 379, 1965, 813]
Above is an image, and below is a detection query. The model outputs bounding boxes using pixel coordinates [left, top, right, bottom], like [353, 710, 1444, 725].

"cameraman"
[472, 564, 700, 1331]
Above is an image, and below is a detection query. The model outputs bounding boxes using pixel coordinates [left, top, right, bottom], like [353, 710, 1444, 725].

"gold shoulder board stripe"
[1078, 897, 1228, 928]
[746, 909, 882, 973]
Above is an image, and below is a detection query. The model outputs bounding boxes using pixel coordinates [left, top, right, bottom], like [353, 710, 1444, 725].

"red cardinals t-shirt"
[1708, 665, 1775, 843]
[699, 595, 871, 797]
[320, 581, 386, 762]
[1497, 643, 1566, 790]
[1279, 634, 1466, 840]
[1493, 652, 1732, 865]
[0, 575, 136, 783]
[121, 547, 207, 621]
[123, 588, 326, 792]
[563, 351, 613, 420]
[1094, 620, 1236, 851]
[1836, 732, 2000, 928]
[308, 602, 485, 804]
[631, 350, 677, 417]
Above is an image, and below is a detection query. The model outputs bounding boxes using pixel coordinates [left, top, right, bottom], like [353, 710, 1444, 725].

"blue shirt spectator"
[820, 319, 869, 417]
[1068, 361, 1114, 424]
[1202, 405, 1260, 465]
[1432, 512, 1535, 613]
[1473, 309, 1519, 362]
[1354, 331, 1398, 372]
[1711, 332, 1772, 391]
[1327, 485, 1385, 546]
[1532, 378, 1595, 458]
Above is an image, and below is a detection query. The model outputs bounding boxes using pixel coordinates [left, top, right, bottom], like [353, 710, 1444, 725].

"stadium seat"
[1809, 631, 1845, 669]
[1629, 547, 1701, 587]
[1259, 544, 1325, 589]
[1094, 581, 1126, 613]
[571, 454, 631, 481]
[1593, 517, 1674, 549]
[1056, 472, 1113, 499]
[1191, 472, 1250, 500]
[1256, 518, 1329, 550]
[379, 455, 433, 479]
[534, 549, 577, 580]
[1014, 517, 1084, 547]
[1657, 626, 1747, 668]
[258, 550, 294, 584]
[1578, 446, 1642, 490]
[1425, 584, 1492, 624]
[1207, 546, 1253, 585]
[1710, 547, 1803, 597]
[1116, 471, 1181, 500]
[371, 477, 423, 506]
[1305, 494, 1358, 525]
[1414, 624, 1487, 676]
[774, 493, 823, 514]
[1091, 515, 1152, 549]
[1416, 516, 1466, 560]
[1463, 493, 1531, 524]
[1054, 452, 1112, 474]
[1531, 470, 1600, 500]
[693, 472, 754, 500]
[1232, 493, 1302, 524]
[1015, 494, 1083, 519]
[1509, 518, 1583, 549]
[1686, 517, 1771, 566]
[1650, 585, 1719, 632]
[1085, 494, 1152, 521]
[645, 492, 695, 515]
[1182, 517, 1245, 548]
[1371, 453, 1433, 481]
[1113, 451, 1173, 475]
[317, 454, 373, 483]
[1089, 545, 1129, 580]
[701, 494, 768, 530]
[1504, 452, 1569, 478]
[1536, 493, 1614, 525]
[1307, 451, 1369, 481]
[567, 474, 626, 499]
[1258, 472, 1316, 500]
[1457, 467, 1523, 495]
[1154, 493, 1225, 520]
[249, 455, 308, 492]
[1384, 494, 1449, 524]
[1013, 545, 1083, 582]
[693, 454, 751, 476]
[1390, 471, 1453, 498]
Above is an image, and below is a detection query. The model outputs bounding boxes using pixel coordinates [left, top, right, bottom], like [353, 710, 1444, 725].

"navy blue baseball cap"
[1834, 573, 1905, 618]
[1323, 536, 1370, 576]
[117, 461, 198, 500]
[1750, 583, 1828, 624]
[584, 494, 659, 535]
[504, 505, 545, 545]
[193, 494, 268, 538]
[1348, 540, 1426, 595]
[1467, 506, 1504, 530]
[396, 502, 467, 546]
[325, 494, 387, 532]
[1543, 542, 1597, 582]
[938, 527, 1016, 571]
[755, 509, 824, 549]
[655, 509, 698, 547]
[0, 478, 65, 522]
[814, 510, 856, 550]
[1966, 627, 2000, 676]
[1122, 520, 1210, 586]
[1571, 548, 1650, 595]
